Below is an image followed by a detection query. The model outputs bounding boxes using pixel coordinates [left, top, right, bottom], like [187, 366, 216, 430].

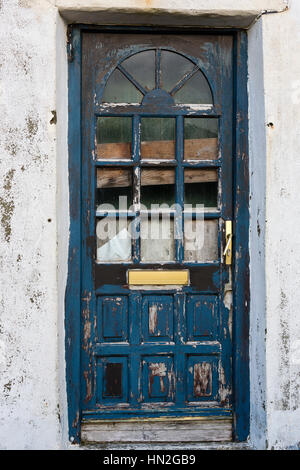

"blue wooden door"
[81, 32, 233, 424]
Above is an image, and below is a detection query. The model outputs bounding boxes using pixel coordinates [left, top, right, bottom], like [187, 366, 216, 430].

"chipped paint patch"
[82, 292, 92, 351]
[149, 362, 167, 395]
[194, 362, 212, 397]
[0, 169, 15, 242]
[149, 305, 158, 335]
[218, 363, 230, 405]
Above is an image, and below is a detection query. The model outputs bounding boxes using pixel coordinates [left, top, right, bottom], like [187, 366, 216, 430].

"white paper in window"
[97, 227, 131, 262]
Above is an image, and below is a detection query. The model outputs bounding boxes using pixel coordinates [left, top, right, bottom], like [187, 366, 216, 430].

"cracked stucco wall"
[0, 0, 299, 450]
[0, 0, 62, 449]
[262, 0, 300, 449]
[249, 0, 300, 450]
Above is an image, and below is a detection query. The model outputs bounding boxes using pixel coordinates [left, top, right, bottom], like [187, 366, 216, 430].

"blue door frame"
[65, 25, 249, 444]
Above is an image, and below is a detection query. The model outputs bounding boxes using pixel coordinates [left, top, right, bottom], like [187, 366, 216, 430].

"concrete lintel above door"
[57, 0, 288, 29]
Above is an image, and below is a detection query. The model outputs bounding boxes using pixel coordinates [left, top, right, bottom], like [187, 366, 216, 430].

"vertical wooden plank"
[65, 26, 82, 443]
[81, 32, 99, 420]
[232, 31, 250, 442]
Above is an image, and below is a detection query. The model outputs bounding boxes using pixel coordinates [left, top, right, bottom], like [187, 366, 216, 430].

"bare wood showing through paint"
[97, 168, 131, 188]
[97, 168, 218, 188]
[81, 418, 232, 443]
[148, 305, 158, 335]
[97, 138, 218, 160]
[194, 363, 212, 397]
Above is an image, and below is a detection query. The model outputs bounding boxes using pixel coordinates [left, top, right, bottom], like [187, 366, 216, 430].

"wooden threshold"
[81, 417, 232, 444]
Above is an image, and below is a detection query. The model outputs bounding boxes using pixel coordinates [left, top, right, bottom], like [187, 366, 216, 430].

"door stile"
[232, 31, 250, 442]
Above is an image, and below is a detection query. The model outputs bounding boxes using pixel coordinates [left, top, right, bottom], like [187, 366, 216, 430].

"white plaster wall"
[55, 11, 69, 449]
[0, 0, 62, 450]
[261, 0, 300, 449]
[0, 0, 299, 450]
[248, 18, 268, 450]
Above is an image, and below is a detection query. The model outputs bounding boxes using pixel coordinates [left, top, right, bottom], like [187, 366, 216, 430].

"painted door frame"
[65, 24, 249, 444]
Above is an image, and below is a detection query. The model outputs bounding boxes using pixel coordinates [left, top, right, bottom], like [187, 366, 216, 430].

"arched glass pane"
[174, 71, 213, 104]
[161, 50, 195, 93]
[102, 69, 143, 103]
[122, 50, 155, 91]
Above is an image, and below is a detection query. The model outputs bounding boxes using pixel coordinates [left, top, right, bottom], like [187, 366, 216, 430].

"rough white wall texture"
[0, 0, 299, 450]
[248, 18, 267, 450]
[0, 0, 62, 449]
[262, 0, 300, 449]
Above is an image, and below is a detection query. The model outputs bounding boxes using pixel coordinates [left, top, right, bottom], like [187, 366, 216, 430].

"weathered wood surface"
[141, 139, 175, 159]
[97, 168, 132, 188]
[140, 168, 175, 187]
[184, 168, 218, 184]
[97, 141, 131, 159]
[97, 138, 218, 160]
[81, 418, 232, 443]
[184, 137, 218, 160]
[98, 168, 217, 188]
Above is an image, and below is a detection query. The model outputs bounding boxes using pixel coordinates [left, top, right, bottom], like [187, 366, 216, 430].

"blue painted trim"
[93, 343, 221, 356]
[94, 160, 135, 167]
[232, 31, 250, 442]
[65, 26, 82, 444]
[82, 408, 232, 420]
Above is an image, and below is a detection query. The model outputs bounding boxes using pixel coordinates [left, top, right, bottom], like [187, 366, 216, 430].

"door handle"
[223, 221, 232, 265]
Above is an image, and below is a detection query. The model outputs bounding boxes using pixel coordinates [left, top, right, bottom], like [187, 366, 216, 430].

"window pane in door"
[184, 169, 218, 209]
[96, 117, 132, 160]
[122, 50, 155, 91]
[184, 219, 218, 262]
[184, 118, 218, 160]
[141, 118, 175, 160]
[97, 168, 132, 210]
[141, 168, 175, 208]
[160, 50, 195, 93]
[102, 68, 143, 103]
[174, 71, 213, 104]
[96, 217, 132, 262]
[141, 217, 175, 262]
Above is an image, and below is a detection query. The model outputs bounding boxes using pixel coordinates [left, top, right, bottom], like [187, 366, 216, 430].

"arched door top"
[101, 48, 214, 106]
